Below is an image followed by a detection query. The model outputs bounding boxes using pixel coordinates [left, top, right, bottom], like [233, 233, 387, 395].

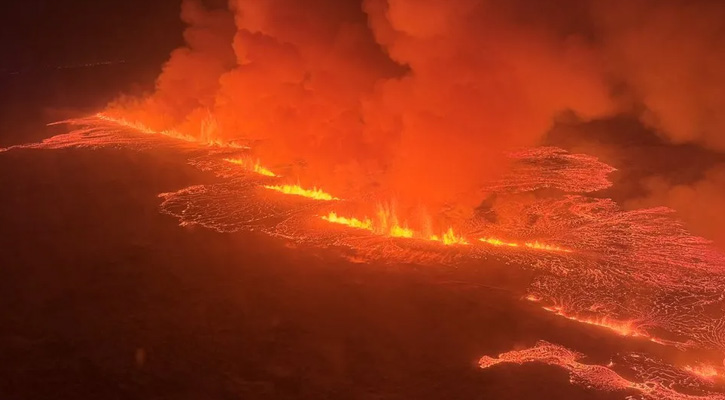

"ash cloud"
[593, 0, 725, 151]
[626, 166, 725, 250]
[109, 0, 725, 225]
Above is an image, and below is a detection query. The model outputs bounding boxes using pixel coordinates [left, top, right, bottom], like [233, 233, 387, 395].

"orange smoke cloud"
[106, 0, 725, 224]
[362, 0, 614, 208]
[626, 166, 725, 250]
[593, 0, 725, 151]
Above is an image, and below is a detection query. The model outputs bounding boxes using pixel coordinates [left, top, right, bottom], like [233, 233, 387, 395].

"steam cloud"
[627, 166, 725, 250]
[108, 0, 725, 224]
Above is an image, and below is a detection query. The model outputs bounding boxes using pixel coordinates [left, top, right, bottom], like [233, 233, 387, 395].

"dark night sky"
[0, 0, 185, 146]
[0, 0, 183, 71]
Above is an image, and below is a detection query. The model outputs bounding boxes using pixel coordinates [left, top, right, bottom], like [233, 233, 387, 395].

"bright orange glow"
[264, 184, 339, 200]
[320, 210, 469, 244]
[543, 306, 642, 337]
[479, 237, 572, 253]
[431, 227, 469, 245]
[525, 294, 542, 302]
[525, 240, 572, 253]
[374, 205, 414, 238]
[96, 113, 247, 148]
[479, 237, 519, 247]
[684, 364, 720, 380]
[389, 224, 414, 238]
[322, 212, 373, 231]
[477, 341, 725, 400]
[320, 210, 414, 238]
[223, 158, 276, 177]
[321, 214, 572, 249]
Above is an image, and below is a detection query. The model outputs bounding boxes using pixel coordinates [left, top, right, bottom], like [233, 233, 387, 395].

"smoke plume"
[627, 166, 725, 250]
[108, 0, 725, 224]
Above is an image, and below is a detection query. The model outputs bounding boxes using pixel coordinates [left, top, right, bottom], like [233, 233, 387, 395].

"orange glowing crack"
[321, 211, 466, 245]
[525, 240, 573, 253]
[479, 237, 572, 253]
[389, 224, 415, 238]
[320, 211, 413, 238]
[430, 228, 470, 245]
[96, 113, 246, 148]
[264, 184, 339, 200]
[322, 212, 373, 231]
[322, 212, 571, 250]
[477, 341, 725, 400]
[223, 158, 276, 177]
[543, 306, 643, 338]
[479, 237, 520, 247]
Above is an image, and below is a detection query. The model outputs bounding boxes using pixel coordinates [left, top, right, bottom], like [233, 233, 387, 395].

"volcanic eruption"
[3, 0, 725, 399]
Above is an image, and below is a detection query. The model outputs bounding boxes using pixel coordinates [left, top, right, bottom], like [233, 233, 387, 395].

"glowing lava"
[524, 240, 572, 253]
[430, 228, 470, 245]
[479, 237, 520, 247]
[264, 184, 339, 201]
[223, 158, 276, 177]
[95, 113, 246, 148]
[479, 341, 725, 400]
[543, 306, 642, 338]
[320, 210, 413, 238]
[478, 237, 571, 252]
[320, 211, 467, 245]
[684, 365, 721, 380]
[322, 212, 373, 231]
[8, 115, 725, 400]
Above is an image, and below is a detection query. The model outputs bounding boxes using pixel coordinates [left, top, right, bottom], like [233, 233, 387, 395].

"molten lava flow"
[322, 212, 373, 231]
[524, 241, 572, 253]
[479, 341, 725, 400]
[264, 184, 339, 201]
[543, 306, 642, 338]
[479, 237, 520, 248]
[96, 113, 197, 143]
[223, 158, 276, 177]
[320, 210, 468, 245]
[95, 113, 246, 148]
[684, 365, 720, 380]
[525, 294, 542, 302]
[478, 237, 572, 252]
[431, 228, 470, 245]
[12, 117, 725, 400]
[320, 210, 415, 237]
[389, 224, 415, 238]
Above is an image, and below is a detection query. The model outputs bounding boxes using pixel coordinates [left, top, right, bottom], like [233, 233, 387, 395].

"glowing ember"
[223, 158, 276, 177]
[321, 212, 373, 231]
[263, 184, 339, 201]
